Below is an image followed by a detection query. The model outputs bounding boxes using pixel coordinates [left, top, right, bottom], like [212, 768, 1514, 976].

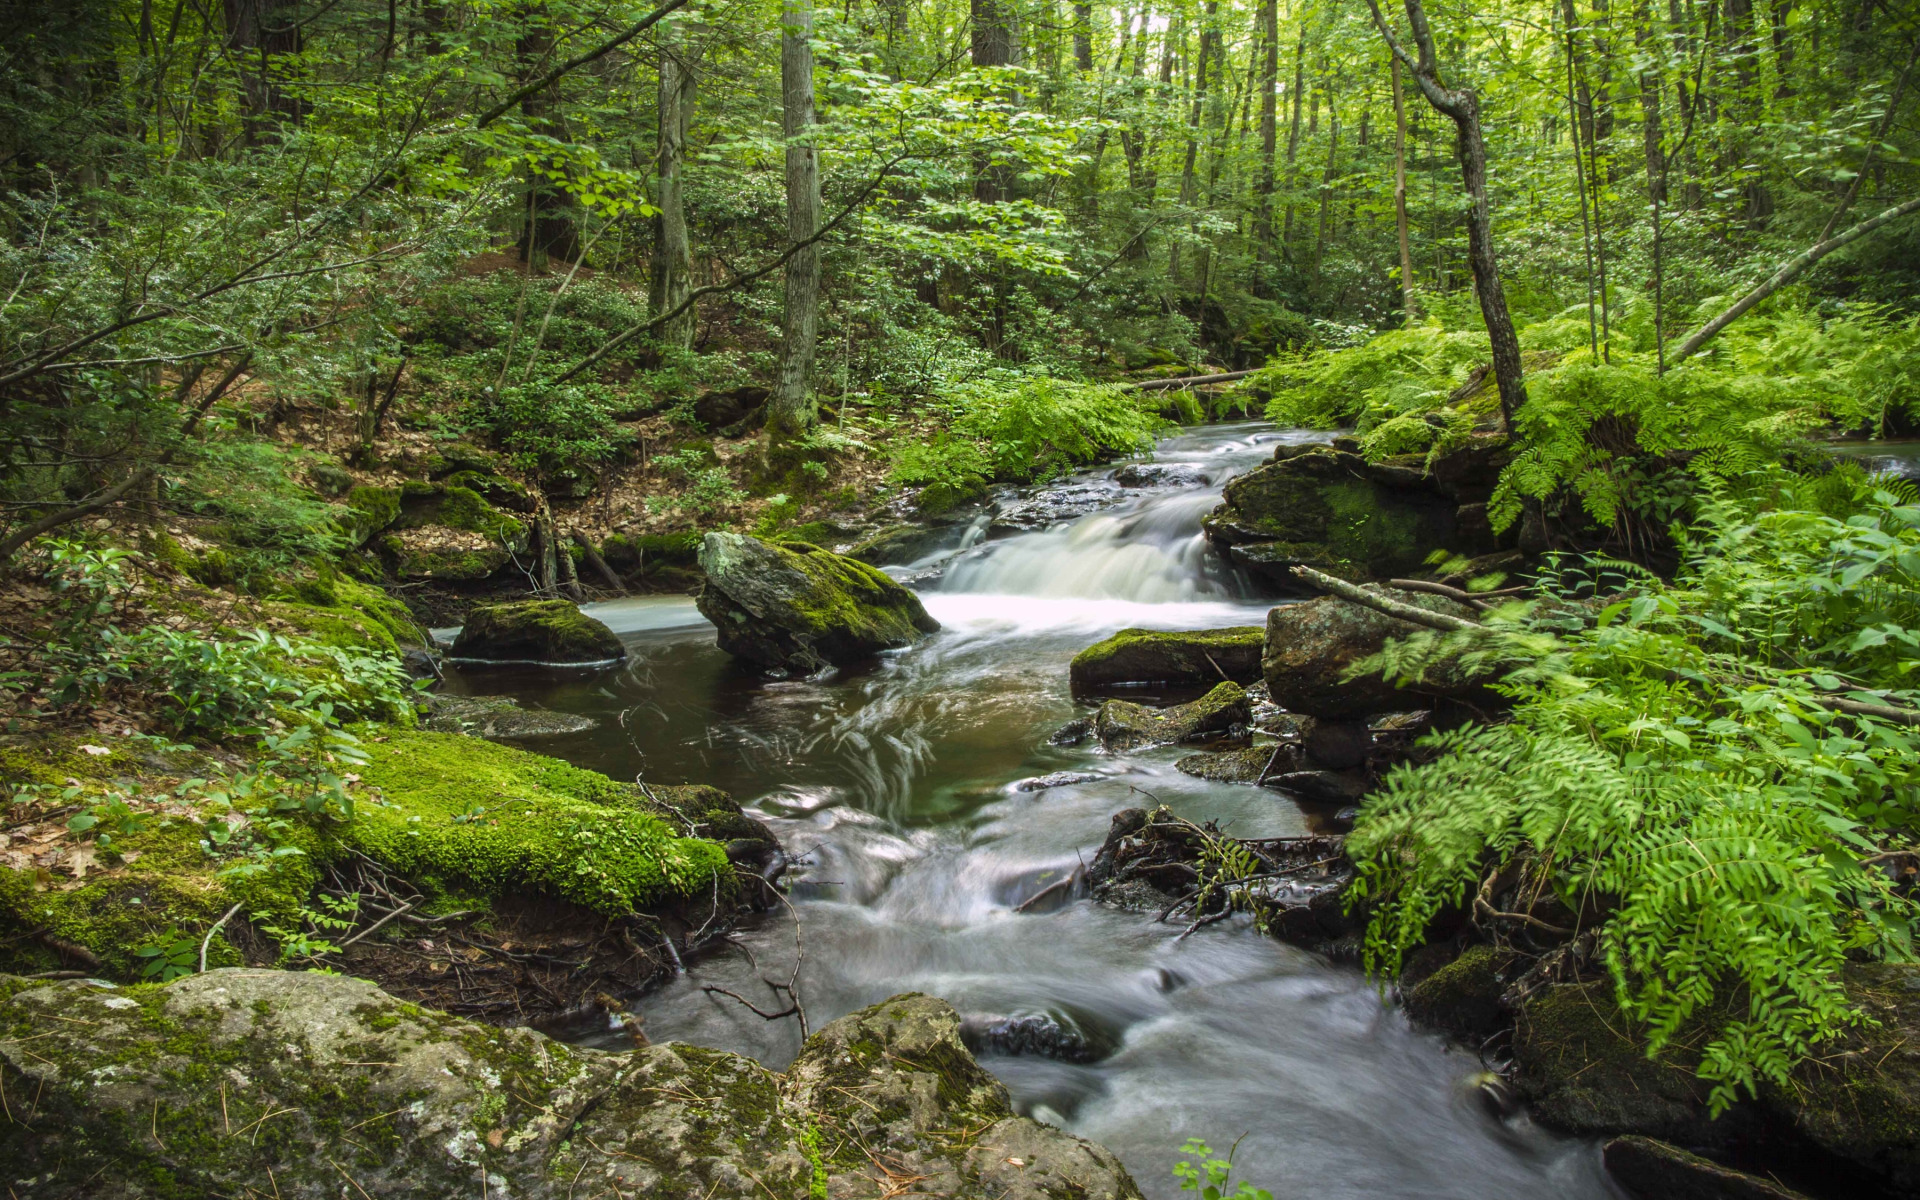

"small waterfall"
[941, 492, 1239, 602]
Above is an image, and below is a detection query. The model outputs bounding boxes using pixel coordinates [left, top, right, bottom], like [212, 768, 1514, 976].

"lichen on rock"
[0, 973, 1141, 1200]
[1070, 626, 1264, 690]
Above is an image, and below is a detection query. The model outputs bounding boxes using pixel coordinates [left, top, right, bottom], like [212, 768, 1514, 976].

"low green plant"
[133, 931, 200, 982]
[1173, 1139, 1272, 1200]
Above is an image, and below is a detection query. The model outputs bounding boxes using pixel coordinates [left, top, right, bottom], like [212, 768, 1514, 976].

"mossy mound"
[696, 532, 940, 673]
[1091, 682, 1251, 751]
[1510, 980, 1719, 1141]
[1402, 945, 1520, 1041]
[450, 599, 626, 664]
[346, 482, 529, 581]
[0, 975, 1141, 1200]
[1070, 626, 1264, 689]
[350, 730, 729, 915]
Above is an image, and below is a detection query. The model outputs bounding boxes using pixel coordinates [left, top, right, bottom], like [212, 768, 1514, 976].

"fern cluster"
[888, 374, 1169, 502]
[1244, 299, 1920, 533]
[1347, 481, 1920, 1112]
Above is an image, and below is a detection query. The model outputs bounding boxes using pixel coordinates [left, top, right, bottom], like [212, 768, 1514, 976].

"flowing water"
[441, 422, 1621, 1200]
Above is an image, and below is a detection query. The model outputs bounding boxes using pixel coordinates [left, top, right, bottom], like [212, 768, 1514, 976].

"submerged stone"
[452, 598, 626, 664]
[1092, 682, 1251, 750]
[696, 532, 939, 672]
[1069, 626, 1265, 689]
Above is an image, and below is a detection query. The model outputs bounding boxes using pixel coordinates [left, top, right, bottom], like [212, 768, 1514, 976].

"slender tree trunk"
[651, 30, 696, 351]
[1819, 40, 1918, 240]
[1174, 1, 1217, 288]
[1671, 196, 1920, 363]
[1074, 1, 1093, 70]
[1253, 0, 1278, 268]
[1313, 89, 1340, 277]
[1363, 0, 1528, 427]
[221, 0, 302, 141]
[515, 9, 578, 266]
[1280, 29, 1305, 253]
[1391, 57, 1417, 321]
[769, 0, 822, 436]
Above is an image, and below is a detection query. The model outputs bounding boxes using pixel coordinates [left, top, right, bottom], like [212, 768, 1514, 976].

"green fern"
[1347, 488, 1920, 1113]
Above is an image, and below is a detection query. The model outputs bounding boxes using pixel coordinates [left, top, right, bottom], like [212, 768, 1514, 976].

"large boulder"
[1262, 590, 1481, 720]
[1203, 439, 1512, 590]
[697, 533, 939, 673]
[451, 599, 626, 664]
[350, 481, 530, 581]
[0, 972, 1139, 1200]
[1070, 626, 1264, 690]
[1089, 681, 1250, 750]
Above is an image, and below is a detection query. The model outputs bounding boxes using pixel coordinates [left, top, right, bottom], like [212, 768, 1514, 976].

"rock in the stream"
[1263, 769, 1366, 804]
[1603, 1137, 1812, 1200]
[847, 522, 955, 566]
[1092, 682, 1251, 750]
[961, 1011, 1114, 1063]
[697, 532, 940, 673]
[420, 693, 597, 739]
[1014, 771, 1107, 792]
[1263, 590, 1483, 720]
[451, 598, 627, 664]
[1202, 437, 1511, 590]
[0, 972, 1141, 1200]
[1070, 626, 1265, 689]
[1175, 743, 1298, 783]
[1111, 462, 1209, 488]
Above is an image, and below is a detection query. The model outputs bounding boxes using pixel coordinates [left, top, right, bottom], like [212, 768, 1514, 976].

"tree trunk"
[1313, 89, 1340, 277]
[1253, 0, 1278, 268]
[515, 9, 578, 267]
[1391, 57, 1417, 321]
[1280, 30, 1305, 252]
[1174, 2, 1217, 288]
[768, 0, 822, 437]
[1670, 196, 1920, 363]
[221, 0, 303, 141]
[1073, 1, 1093, 71]
[1363, 0, 1528, 428]
[650, 29, 696, 350]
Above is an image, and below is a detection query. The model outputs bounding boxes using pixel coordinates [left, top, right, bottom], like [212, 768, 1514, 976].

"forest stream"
[435, 423, 1621, 1200]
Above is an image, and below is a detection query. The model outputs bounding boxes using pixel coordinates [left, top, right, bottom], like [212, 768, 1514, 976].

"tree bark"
[1362, 0, 1528, 429]
[1280, 29, 1306, 251]
[1670, 196, 1920, 364]
[1073, 1, 1093, 71]
[221, 0, 302, 140]
[768, 0, 822, 436]
[650, 28, 696, 351]
[515, 9, 578, 267]
[1253, 0, 1278, 266]
[1391, 57, 1417, 321]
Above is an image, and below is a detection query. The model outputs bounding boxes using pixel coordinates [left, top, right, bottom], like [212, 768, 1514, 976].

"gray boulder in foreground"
[0, 971, 1140, 1200]
[697, 532, 939, 673]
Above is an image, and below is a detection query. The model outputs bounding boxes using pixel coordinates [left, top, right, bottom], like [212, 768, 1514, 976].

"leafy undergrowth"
[0, 539, 731, 979]
[1347, 467, 1920, 1110]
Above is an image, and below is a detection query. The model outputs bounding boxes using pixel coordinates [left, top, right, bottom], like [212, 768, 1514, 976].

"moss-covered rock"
[351, 730, 728, 916]
[1769, 962, 1920, 1193]
[0, 975, 1140, 1200]
[1070, 626, 1264, 689]
[1174, 743, 1297, 782]
[1602, 1136, 1811, 1200]
[420, 693, 597, 739]
[1203, 446, 1461, 587]
[847, 522, 952, 566]
[1402, 945, 1520, 1042]
[451, 599, 626, 665]
[1092, 682, 1251, 751]
[1510, 981, 1718, 1141]
[696, 533, 939, 673]
[1262, 590, 1484, 720]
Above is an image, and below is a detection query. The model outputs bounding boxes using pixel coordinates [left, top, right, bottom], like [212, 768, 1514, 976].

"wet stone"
[1013, 771, 1107, 792]
[421, 693, 597, 740]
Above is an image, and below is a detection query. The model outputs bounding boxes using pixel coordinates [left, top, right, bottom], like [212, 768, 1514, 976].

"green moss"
[351, 730, 730, 915]
[342, 485, 402, 546]
[601, 531, 701, 569]
[1069, 625, 1264, 687]
[1322, 479, 1425, 573]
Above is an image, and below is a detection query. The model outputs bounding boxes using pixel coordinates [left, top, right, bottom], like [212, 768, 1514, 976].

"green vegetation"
[1348, 469, 1920, 1111]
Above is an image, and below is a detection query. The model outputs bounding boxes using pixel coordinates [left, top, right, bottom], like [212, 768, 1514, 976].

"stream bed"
[440, 422, 1622, 1200]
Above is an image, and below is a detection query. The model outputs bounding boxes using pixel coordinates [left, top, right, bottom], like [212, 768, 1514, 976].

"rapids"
[438, 422, 1621, 1200]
